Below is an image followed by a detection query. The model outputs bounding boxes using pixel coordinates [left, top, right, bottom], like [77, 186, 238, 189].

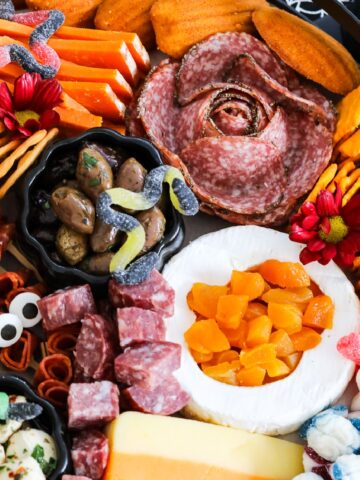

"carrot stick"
[102, 120, 126, 135]
[48, 38, 139, 85]
[60, 81, 126, 121]
[58, 61, 133, 102]
[55, 106, 103, 135]
[0, 18, 150, 73]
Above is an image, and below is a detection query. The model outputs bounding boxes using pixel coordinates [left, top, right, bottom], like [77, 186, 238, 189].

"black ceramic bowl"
[18, 128, 185, 294]
[0, 375, 69, 479]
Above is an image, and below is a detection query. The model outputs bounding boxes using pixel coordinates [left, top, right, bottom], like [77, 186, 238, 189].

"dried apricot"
[258, 260, 310, 288]
[263, 358, 290, 378]
[191, 350, 213, 363]
[240, 343, 276, 368]
[185, 319, 230, 353]
[221, 320, 248, 349]
[290, 327, 322, 351]
[268, 302, 303, 335]
[244, 302, 268, 320]
[270, 329, 295, 357]
[216, 294, 249, 329]
[202, 362, 238, 385]
[303, 295, 334, 329]
[283, 352, 302, 370]
[262, 287, 313, 305]
[191, 283, 228, 318]
[230, 271, 265, 300]
[237, 366, 266, 386]
[213, 350, 240, 364]
[246, 315, 272, 348]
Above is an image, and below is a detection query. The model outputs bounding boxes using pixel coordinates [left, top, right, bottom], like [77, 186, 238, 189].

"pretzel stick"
[0, 128, 58, 199]
[305, 164, 338, 204]
[0, 130, 46, 179]
[0, 135, 12, 148]
[0, 139, 21, 159]
[7, 242, 43, 282]
[343, 178, 360, 206]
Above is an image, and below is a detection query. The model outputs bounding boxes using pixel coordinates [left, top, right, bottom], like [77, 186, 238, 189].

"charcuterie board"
[0, 0, 359, 479]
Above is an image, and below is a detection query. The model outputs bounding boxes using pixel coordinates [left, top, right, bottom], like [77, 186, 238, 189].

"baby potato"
[136, 206, 166, 253]
[76, 147, 113, 201]
[51, 186, 95, 234]
[56, 224, 88, 265]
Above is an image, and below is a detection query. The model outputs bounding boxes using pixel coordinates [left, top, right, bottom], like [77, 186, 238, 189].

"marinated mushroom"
[136, 206, 166, 253]
[55, 224, 88, 265]
[90, 219, 121, 253]
[115, 157, 147, 192]
[50, 187, 95, 235]
[80, 252, 114, 275]
[76, 147, 113, 201]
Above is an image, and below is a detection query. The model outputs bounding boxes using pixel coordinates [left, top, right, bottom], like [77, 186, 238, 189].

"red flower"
[289, 186, 360, 267]
[0, 73, 62, 138]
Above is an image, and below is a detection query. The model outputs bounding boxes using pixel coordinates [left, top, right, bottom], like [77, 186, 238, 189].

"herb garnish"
[83, 152, 98, 169]
[88, 178, 101, 187]
[31, 445, 57, 476]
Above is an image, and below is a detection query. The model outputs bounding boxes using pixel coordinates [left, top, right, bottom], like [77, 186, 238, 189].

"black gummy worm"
[9, 45, 56, 79]
[29, 10, 65, 47]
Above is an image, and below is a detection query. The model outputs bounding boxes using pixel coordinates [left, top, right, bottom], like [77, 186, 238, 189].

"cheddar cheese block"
[104, 412, 304, 480]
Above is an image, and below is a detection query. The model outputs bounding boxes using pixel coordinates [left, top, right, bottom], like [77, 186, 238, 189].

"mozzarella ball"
[0, 456, 45, 480]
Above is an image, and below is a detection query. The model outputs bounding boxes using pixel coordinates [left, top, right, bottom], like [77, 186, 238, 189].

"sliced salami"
[123, 375, 190, 415]
[38, 285, 96, 332]
[177, 32, 288, 105]
[180, 136, 286, 215]
[72, 430, 109, 480]
[108, 269, 175, 317]
[129, 31, 334, 227]
[68, 381, 119, 429]
[75, 314, 118, 381]
[117, 307, 165, 348]
[114, 341, 181, 388]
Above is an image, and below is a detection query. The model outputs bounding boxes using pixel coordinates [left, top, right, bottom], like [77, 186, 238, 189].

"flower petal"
[290, 225, 318, 242]
[3, 116, 17, 131]
[320, 243, 337, 263]
[341, 194, 360, 228]
[13, 73, 35, 110]
[316, 189, 339, 216]
[334, 184, 342, 211]
[32, 79, 62, 113]
[320, 217, 331, 235]
[39, 109, 60, 129]
[23, 118, 40, 133]
[301, 202, 317, 216]
[299, 247, 321, 265]
[302, 214, 320, 230]
[337, 232, 360, 267]
[290, 213, 303, 225]
[0, 82, 14, 113]
[307, 238, 326, 252]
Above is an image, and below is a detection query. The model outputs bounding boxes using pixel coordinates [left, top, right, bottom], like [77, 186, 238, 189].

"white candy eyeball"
[9, 292, 42, 328]
[0, 314, 23, 347]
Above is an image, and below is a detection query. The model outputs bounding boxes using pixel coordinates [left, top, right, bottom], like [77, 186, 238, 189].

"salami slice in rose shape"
[176, 32, 288, 104]
[129, 32, 335, 226]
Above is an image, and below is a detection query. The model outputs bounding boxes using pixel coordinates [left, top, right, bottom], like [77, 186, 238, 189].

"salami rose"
[127, 32, 335, 226]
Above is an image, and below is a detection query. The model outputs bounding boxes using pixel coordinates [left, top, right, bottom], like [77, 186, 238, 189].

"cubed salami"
[38, 285, 97, 332]
[72, 359, 93, 384]
[68, 381, 119, 429]
[108, 269, 175, 317]
[75, 314, 118, 381]
[114, 341, 181, 388]
[62, 476, 92, 480]
[117, 307, 165, 348]
[72, 430, 109, 480]
[124, 375, 190, 415]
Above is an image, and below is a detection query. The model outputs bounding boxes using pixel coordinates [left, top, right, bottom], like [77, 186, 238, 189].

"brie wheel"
[163, 226, 360, 435]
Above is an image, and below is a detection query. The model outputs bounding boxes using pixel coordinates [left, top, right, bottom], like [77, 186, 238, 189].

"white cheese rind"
[163, 226, 360, 435]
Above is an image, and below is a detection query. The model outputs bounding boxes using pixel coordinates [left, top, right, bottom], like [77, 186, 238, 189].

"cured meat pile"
[37, 271, 189, 478]
[127, 32, 336, 226]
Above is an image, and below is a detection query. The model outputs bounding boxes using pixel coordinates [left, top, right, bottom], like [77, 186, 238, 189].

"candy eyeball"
[0, 314, 23, 347]
[9, 292, 42, 328]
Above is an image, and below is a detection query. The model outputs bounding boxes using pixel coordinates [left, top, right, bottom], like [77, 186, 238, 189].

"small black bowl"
[18, 128, 185, 294]
[0, 375, 69, 479]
